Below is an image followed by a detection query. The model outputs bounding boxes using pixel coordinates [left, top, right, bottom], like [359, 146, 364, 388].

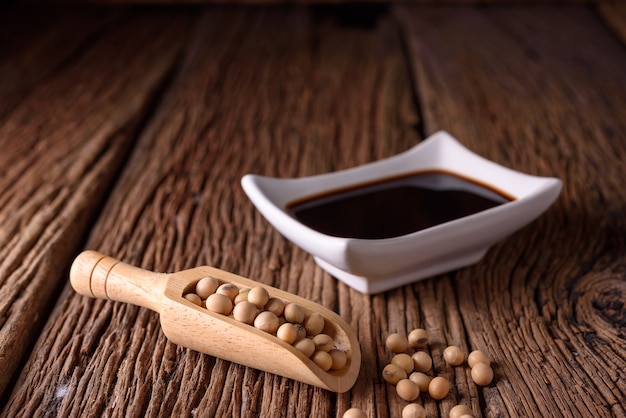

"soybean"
[254, 311, 279, 333]
[428, 376, 450, 400]
[184, 293, 202, 306]
[216, 283, 239, 301]
[402, 403, 426, 418]
[343, 408, 367, 418]
[312, 334, 334, 352]
[385, 333, 408, 353]
[409, 372, 431, 392]
[443, 345, 465, 366]
[450, 405, 474, 418]
[183, 280, 349, 373]
[284, 303, 305, 324]
[329, 349, 347, 370]
[277, 322, 298, 344]
[380, 327, 501, 405]
[264, 297, 285, 316]
[234, 288, 250, 304]
[205, 293, 233, 315]
[195, 276, 220, 299]
[247, 286, 270, 308]
[294, 338, 315, 357]
[304, 312, 325, 336]
[311, 350, 333, 371]
[467, 350, 490, 368]
[396, 379, 420, 401]
[294, 323, 307, 341]
[471, 362, 494, 386]
[411, 351, 432, 373]
[233, 301, 257, 324]
[382, 363, 407, 385]
[407, 328, 429, 348]
[391, 353, 414, 373]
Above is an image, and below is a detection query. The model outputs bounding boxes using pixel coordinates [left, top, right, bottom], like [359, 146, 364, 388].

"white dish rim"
[241, 131, 562, 293]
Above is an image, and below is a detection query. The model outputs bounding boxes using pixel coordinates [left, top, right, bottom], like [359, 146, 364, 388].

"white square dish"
[241, 131, 562, 294]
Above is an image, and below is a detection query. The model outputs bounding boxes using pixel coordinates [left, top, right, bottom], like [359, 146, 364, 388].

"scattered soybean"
[411, 351, 432, 373]
[385, 333, 408, 353]
[407, 328, 429, 348]
[382, 363, 407, 385]
[402, 403, 426, 418]
[443, 345, 465, 366]
[391, 353, 414, 373]
[342, 408, 367, 418]
[450, 404, 474, 418]
[428, 376, 450, 400]
[467, 350, 490, 368]
[396, 379, 420, 401]
[409, 372, 431, 392]
[471, 362, 494, 386]
[381, 328, 499, 406]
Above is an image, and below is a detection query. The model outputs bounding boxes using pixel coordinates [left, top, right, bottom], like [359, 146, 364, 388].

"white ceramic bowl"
[241, 131, 562, 294]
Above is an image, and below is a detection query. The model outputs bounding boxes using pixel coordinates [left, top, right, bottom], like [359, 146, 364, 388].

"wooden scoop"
[69, 250, 361, 393]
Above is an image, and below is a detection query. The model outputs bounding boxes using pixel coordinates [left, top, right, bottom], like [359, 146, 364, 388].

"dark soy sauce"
[286, 171, 513, 240]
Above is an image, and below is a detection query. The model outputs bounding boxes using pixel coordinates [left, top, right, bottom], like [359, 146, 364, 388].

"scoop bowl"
[70, 250, 361, 393]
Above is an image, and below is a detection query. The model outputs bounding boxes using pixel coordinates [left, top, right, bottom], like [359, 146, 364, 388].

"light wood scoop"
[69, 250, 361, 393]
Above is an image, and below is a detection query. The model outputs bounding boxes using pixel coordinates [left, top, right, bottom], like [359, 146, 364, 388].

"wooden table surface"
[1, 3, 625, 417]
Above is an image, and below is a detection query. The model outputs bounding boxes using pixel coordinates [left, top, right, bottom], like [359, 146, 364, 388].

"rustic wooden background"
[1, 2, 625, 417]
[13, 0, 624, 5]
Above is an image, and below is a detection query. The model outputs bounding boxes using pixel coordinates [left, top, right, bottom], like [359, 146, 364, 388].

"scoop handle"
[70, 250, 167, 312]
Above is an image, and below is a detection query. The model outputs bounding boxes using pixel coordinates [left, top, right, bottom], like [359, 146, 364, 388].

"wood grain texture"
[18, 0, 599, 5]
[598, 2, 626, 46]
[2, 4, 626, 418]
[397, 5, 626, 417]
[3, 6, 419, 417]
[0, 7, 191, 398]
[0, 6, 121, 119]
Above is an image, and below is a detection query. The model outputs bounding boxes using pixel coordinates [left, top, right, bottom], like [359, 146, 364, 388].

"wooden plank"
[4, 4, 626, 417]
[3, 6, 420, 417]
[598, 2, 626, 45]
[17, 0, 597, 5]
[0, 6, 121, 119]
[0, 7, 192, 398]
[397, 5, 626, 417]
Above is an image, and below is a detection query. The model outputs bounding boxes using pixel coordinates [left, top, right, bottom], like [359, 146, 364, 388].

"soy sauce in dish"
[286, 170, 513, 240]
